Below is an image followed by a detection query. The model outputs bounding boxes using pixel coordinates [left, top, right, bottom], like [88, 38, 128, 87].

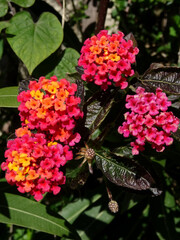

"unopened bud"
[108, 200, 119, 213]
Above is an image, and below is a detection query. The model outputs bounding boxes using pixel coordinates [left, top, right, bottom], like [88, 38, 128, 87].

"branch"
[95, 0, 109, 34]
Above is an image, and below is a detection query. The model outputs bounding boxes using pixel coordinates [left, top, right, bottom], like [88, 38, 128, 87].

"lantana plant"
[1, 23, 180, 239]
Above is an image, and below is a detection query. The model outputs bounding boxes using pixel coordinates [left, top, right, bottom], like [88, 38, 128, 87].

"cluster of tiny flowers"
[118, 87, 179, 155]
[18, 76, 83, 146]
[78, 30, 139, 90]
[1, 127, 72, 201]
[1, 76, 83, 201]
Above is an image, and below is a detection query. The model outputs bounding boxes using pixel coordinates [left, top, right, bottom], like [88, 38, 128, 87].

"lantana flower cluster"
[1, 76, 83, 201]
[78, 30, 139, 90]
[118, 87, 179, 155]
[18, 76, 83, 146]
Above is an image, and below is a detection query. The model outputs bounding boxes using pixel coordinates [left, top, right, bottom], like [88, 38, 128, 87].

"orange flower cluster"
[18, 76, 83, 146]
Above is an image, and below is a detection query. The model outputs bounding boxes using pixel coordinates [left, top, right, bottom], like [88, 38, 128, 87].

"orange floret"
[56, 89, 69, 100]
[15, 127, 31, 137]
[25, 99, 40, 110]
[26, 169, 39, 180]
[30, 90, 44, 100]
[42, 97, 53, 109]
[90, 45, 102, 55]
[54, 100, 66, 111]
[37, 108, 47, 119]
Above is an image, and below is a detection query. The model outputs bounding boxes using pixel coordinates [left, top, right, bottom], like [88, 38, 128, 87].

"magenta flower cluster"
[78, 30, 139, 91]
[118, 87, 179, 155]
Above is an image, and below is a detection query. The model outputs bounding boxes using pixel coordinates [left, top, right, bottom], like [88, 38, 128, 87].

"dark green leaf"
[85, 90, 115, 138]
[46, 48, 80, 79]
[11, 0, 35, 7]
[0, 87, 19, 108]
[76, 204, 115, 240]
[0, 0, 8, 17]
[140, 64, 180, 94]
[6, 11, 63, 74]
[95, 151, 161, 195]
[0, 193, 80, 239]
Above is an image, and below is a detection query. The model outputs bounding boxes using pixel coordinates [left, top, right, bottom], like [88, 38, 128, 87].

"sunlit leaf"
[0, 0, 8, 17]
[0, 87, 19, 108]
[10, 0, 35, 7]
[140, 64, 180, 94]
[6, 11, 63, 74]
[0, 193, 80, 239]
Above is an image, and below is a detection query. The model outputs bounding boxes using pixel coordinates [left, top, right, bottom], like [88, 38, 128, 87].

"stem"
[62, 0, 65, 29]
[8, 2, 16, 16]
[95, 0, 109, 34]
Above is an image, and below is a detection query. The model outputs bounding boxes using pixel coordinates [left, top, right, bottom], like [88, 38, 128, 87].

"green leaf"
[0, 193, 80, 239]
[11, 0, 35, 7]
[140, 64, 180, 95]
[76, 204, 114, 240]
[0, 0, 8, 17]
[0, 39, 3, 59]
[0, 87, 19, 108]
[164, 191, 176, 208]
[0, 21, 10, 33]
[113, 146, 133, 159]
[46, 48, 80, 79]
[6, 11, 63, 75]
[60, 192, 102, 224]
[85, 90, 115, 138]
[95, 151, 161, 195]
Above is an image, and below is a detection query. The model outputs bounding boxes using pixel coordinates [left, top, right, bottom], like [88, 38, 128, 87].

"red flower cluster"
[18, 76, 83, 146]
[1, 76, 83, 201]
[78, 30, 139, 90]
[1, 128, 71, 201]
[118, 87, 179, 155]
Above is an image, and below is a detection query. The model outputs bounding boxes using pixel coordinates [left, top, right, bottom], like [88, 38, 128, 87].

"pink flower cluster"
[78, 30, 139, 90]
[1, 76, 83, 201]
[118, 87, 179, 155]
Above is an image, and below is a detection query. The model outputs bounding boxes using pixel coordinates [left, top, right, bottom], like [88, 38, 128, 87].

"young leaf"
[140, 64, 180, 94]
[45, 48, 80, 79]
[0, 0, 8, 17]
[6, 11, 63, 75]
[10, 0, 35, 7]
[95, 151, 161, 195]
[0, 193, 80, 239]
[0, 87, 19, 108]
